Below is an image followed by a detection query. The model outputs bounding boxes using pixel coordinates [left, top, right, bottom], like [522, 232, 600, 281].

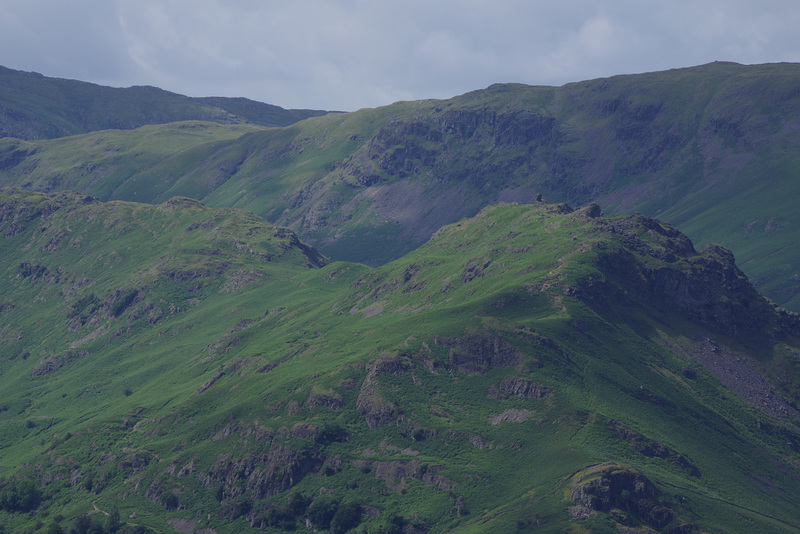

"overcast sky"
[2, 0, 800, 111]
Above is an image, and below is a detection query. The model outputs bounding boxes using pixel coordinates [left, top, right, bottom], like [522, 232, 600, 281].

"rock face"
[609, 422, 700, 477]
[204, 445, 324, 503]
[569, 463, 686, 531]
[577, 213, 800, 339]
[435, 334, 522, 374]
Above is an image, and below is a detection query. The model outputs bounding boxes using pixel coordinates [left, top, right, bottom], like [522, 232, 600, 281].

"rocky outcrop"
[356, 385, 399, 430]
[305, 388, 344, 410]
[569, 463, 679, 530]
[434, 334, 521, 374]
[30, 350, 89, 376]
[578, 213, 798, 339]
[488, 408, 536, 425]
[203, 444, 324, 503]
[461, 256, 491, 284]
[356, 352, 413, 428]
[497, 377, 551, 399]
[609, 422, 700, 477]
[17, 262, 51, 281]
[353, 458, 457, 492]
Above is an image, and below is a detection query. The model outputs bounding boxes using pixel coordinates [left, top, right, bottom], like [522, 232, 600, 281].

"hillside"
[0, 65, 330, 140]
[1, 190, 799, 533]
[1, 62, 799, 312]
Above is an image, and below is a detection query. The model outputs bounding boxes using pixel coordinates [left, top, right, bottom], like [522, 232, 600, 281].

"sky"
[2, 0, 800, 112]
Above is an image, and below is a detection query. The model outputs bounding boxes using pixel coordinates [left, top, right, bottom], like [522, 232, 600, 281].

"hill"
[1, 190, 799, 533]
[0, 65, 330, 140]
[1, 62, 799, 312]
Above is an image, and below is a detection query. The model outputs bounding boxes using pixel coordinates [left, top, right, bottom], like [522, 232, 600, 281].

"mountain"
[0, 65, 330, 140]
[1, 190, 799, 533]
[1, 62, 799, 312]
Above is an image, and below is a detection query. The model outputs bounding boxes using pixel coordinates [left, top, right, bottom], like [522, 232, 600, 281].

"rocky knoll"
[569, 463, 700, 532]
[571, 205, 800, 339]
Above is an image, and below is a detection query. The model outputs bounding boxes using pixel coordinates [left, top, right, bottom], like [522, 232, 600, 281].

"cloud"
[535, 14, 637, 81]
[0, 0, 129, 81]
[1, 0, 800, 110]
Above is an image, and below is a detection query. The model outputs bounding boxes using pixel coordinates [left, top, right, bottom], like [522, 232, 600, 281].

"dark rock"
[17, 262, 49, 281]
[203, 444, 324, 503]
[577, 213, 786, 338]
[581, 203, 603, 218]
[497, 377, 552, 399]
[437, 334, 521, 374]
[569, 463, 677, 530]
[609, 421, 700, 477]
[356, 387, 399, 429]
[461, 257, 491, 284]
[354, 459, 457, 492]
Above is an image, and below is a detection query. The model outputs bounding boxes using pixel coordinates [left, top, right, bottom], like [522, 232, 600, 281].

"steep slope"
[0, 65, 329, 140]
[1, 62, 799, 312]
[0, 121, 268, 201]
[1, 191, 799, 533]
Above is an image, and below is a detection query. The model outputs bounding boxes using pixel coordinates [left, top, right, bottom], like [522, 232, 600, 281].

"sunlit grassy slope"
[1, 190, 799, 533]
[2, 63, 800, 312]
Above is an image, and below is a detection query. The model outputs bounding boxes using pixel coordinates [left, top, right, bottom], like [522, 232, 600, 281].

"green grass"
[4, 62, 800, 313]
[0, 64, 330, 140]
[1, 192, 799, 532]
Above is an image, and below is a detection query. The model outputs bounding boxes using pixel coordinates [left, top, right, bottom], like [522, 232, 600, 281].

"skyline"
[3, 1, 800, 111]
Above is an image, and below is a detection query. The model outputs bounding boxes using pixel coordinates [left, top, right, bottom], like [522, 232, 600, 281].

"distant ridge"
[2, 62, 800, 312]
[0, 65, 330, 140]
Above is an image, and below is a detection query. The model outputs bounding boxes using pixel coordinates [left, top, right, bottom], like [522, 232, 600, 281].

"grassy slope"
[660, 158, 800, 310]
[0, 121, 267, 199]
[0, 191, 799, 533]
[1, 63, 799, 312]
[0, 65, 330, 140]
[0, 188, 326, 460]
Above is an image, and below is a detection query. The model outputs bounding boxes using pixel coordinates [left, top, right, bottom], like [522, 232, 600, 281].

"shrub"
[266, 508, 297, 531]
[71, 514, 92, 534]
[372, 512, 405, 534]
[287, 492, 310, 516]
[106, 505, 122, 533]
[0, 479, 42, 513]
[330, 502, 362, 534]
[317, 422, 348, 444]
[220, 496, 251, 521]
[111, 290, 138, 317]
[306, 496, 338, 530]
[162, 492, 179, 511]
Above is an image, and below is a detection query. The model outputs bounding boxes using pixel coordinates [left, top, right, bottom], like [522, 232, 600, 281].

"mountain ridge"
[1, 62, 799, 312]
[0, 65, 331, 140]
[1, 190, 799, 532]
